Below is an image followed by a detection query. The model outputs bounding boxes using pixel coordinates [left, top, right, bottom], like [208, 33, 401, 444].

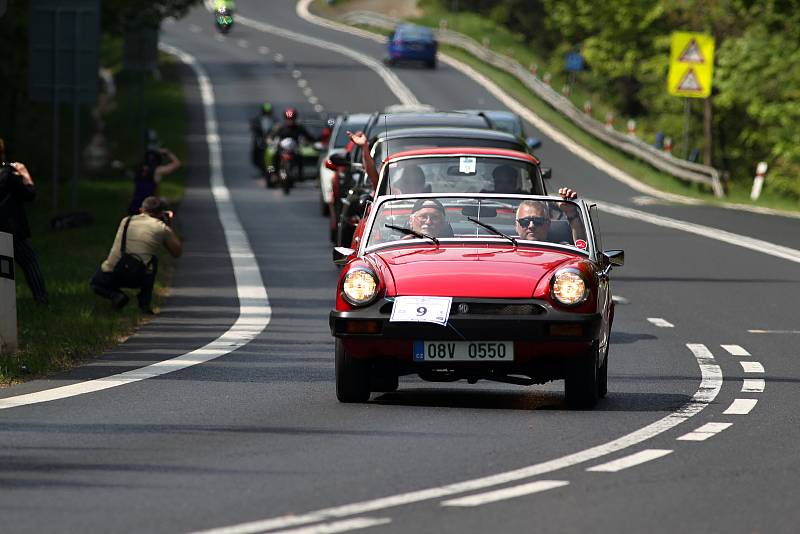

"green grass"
[0, 44, 188, 382]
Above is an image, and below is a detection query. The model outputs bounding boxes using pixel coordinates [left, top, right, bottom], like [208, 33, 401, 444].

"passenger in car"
[486, 164, 521, 193]
[391, 165, 429, 194]
[515, 197, 585, 244]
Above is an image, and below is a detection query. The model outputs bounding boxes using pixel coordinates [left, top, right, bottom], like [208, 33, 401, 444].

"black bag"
[113, 216, 150, 288]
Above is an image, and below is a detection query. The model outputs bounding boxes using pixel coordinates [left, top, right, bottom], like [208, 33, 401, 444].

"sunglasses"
[516, 216, 547, 227]
[414, 213, 444, 222]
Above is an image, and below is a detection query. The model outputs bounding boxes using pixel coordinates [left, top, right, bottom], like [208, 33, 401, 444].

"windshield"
[378, 156, 545, 196]
[333, 117, 368, 148]
[365, 195, 589, 251]
[372, 138, 522, 170]
[490, 116, 523, 137]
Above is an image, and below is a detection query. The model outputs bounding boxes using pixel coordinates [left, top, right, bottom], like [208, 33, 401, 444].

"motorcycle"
[276, 137, 299, 194]
[251, 116, 274, 174]
[214, 8, 234, 34]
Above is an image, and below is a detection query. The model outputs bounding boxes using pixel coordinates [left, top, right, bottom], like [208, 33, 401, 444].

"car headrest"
[546, 220, 573, 244]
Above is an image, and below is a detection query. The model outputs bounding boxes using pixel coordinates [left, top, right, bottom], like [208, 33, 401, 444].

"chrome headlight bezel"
[550, 268, 589, 307]
[341, 267, 380, 306]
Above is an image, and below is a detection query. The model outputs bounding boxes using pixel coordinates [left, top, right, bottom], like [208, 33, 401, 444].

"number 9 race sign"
[390, 296, 452, 326]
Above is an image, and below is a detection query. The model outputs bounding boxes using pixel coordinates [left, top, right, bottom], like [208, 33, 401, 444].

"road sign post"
[0, 232, 17, 354]
[668, 32, 715, 163]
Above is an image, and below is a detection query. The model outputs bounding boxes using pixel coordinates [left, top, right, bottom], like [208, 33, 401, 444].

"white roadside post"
[0, 231, 18, 354]
[750, 161, 768, 201]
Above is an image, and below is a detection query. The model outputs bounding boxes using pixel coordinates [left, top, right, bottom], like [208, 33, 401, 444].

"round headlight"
[551, 269, 587, 306]
[342, 268, 379, 306]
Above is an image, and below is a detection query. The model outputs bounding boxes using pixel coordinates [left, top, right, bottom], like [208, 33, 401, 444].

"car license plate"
[413, 341, 513, 362]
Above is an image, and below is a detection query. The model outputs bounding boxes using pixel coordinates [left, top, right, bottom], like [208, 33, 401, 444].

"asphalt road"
[1, 1, 799, 532]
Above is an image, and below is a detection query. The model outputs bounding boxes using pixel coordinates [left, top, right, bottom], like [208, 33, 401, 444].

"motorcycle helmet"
[262, 102, 273, 114]
[284, 107, 298, 121]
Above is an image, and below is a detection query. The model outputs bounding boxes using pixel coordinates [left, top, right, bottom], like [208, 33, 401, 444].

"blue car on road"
[386, 24, 438, 68]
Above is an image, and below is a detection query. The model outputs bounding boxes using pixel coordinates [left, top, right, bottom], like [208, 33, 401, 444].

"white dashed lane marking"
[721, 344, 750, 356]
[309, 96, 319, 105]
[292, 69, 302, 78]
[677, 422, 732, 441]
[748, 329, 800, 334]
[723, 399, 758, 415]
[258, 46, 269, 55]
[189, 24, 201, 33]
[237, 39, 248, 48]
[740, 361, 765, 373]
[647, 317, 674, 328]
[586, 449, 673, 473]
[742, 379, 765, 393]
[274, 53, 284, 62]
[441, 481, 569, 508]
[314, 104, 324, 113]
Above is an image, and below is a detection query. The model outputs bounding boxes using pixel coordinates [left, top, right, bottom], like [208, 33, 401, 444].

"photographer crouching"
[91, 196, 182, 314]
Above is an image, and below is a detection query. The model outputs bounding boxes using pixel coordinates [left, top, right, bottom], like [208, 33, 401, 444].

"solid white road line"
[191, 344, 721, 534]
[677, 422, 733, 441]
[269, 517, 391, 534]
[441, 480, 569, 507]
[740, 361, 765, 373]
[723, 398, 758, 415]
[586, 449, 673, 472]
[0, 44, 271, 411]
[721, 344, 750, 356]
[742, 379, 765, 393]
[592, 201, 800, 266]
[647, 318, 674, 328]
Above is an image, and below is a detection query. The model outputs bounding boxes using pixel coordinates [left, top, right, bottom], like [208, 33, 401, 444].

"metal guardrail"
[341, 10, 725, 197]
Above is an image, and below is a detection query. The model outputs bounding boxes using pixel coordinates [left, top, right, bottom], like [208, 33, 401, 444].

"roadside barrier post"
[542, 72, 551, 86]
[605, 112, 614, 130]
[627, 119, 637, 137]
[750, 161, 768, 201]
[583, 100, 592, 115]
[0, 231, 18, 354]
[529, 63, 538, 77]
[663, 137, 673, 155]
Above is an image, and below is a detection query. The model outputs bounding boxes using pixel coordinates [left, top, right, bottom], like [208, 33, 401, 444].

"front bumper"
[330, 297, 600, 365]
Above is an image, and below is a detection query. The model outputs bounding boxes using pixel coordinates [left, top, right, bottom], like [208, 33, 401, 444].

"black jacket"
[0, 164, 36, 239]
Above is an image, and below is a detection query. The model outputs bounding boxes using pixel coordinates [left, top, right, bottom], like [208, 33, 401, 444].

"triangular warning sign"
[677, 68, 703, 93]
[679, 38, 705, 64]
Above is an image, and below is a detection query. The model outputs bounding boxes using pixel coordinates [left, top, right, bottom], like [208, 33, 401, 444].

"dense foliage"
[448, 0, 800, 198]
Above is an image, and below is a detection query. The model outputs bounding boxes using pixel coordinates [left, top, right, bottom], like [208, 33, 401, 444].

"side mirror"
[603, 249, 625, 267]
[541, 167, 552, 180]
[333, 247, 355, 266]
[526, 137, 542, 150]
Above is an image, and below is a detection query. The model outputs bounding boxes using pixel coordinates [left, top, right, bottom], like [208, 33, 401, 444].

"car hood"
[372, 244, 578, 298]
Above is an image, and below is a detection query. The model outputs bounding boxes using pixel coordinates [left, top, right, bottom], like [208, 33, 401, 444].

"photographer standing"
[127, 147, 181, 215]
[0, 138, 48, 304]
[91, 196, 182, 314]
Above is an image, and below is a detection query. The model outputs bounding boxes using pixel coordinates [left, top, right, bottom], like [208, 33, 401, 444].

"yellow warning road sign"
[668, 32, 714, 98]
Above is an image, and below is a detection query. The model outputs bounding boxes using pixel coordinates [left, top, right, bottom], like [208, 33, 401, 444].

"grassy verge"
[313, 0, 799, 213]
[0, 40, 188, 382]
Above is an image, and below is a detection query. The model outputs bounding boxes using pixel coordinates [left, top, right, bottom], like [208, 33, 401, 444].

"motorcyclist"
[214, 0, 235, 32]
[268, 107, 316, 179]
[251, 102, 275, 174]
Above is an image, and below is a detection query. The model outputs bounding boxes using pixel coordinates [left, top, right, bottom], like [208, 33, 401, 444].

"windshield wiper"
[466, 217, 518, 247]
[385, 224, 439, 245]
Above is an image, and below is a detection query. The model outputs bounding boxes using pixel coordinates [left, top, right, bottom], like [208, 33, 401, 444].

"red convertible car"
[330, 193, 624, 408]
